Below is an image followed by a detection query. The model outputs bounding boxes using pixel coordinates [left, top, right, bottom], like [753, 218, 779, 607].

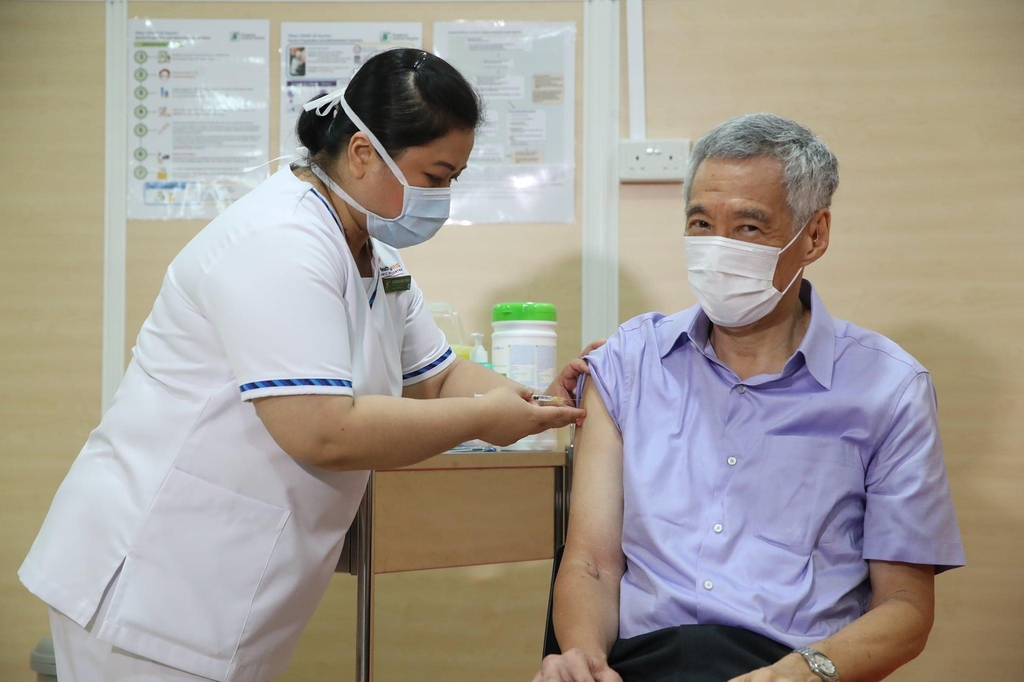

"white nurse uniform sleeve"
[200, 225, 355, 401]
[399, 277, 455, 386]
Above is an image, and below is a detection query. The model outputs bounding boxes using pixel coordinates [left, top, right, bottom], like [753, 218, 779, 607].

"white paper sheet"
[127, 19, 270, 220]
[434, 21, 577, 224]
[279, 22, 423, 159]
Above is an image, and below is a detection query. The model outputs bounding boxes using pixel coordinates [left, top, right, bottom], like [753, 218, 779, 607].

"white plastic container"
[491, 302, 558, 451]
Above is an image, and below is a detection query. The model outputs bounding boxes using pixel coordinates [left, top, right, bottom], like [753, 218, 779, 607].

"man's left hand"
[545, 339, 606, 425]
[728, 653, 819, 682]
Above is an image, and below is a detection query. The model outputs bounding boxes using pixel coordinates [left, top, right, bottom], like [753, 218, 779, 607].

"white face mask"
[684, 223, 807, 328]
[303, 89, 451, 249]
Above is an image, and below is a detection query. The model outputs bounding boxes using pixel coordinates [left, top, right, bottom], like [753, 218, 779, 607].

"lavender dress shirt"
[583, 281, 964, 648]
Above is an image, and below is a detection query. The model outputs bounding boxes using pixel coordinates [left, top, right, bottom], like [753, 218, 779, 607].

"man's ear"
[803, 208, 831, 266]
[346, 132, 374, 180]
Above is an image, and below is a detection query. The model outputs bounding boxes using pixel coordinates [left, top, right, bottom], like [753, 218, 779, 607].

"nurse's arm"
[549, 379, 626, 668]
[252, 389, 583, 472]
[403, 357, 517, 401]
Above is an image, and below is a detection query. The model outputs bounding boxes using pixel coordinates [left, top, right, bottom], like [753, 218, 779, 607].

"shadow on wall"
[881, 322, 1022, 675]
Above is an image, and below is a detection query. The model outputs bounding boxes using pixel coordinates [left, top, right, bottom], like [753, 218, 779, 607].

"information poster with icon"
[434, 22, 576, 224]
[279, 22, 422, 160]
[127, 19, 270, 220]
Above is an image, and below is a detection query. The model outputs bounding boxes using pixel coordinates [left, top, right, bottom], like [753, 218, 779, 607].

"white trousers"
[47, 567, 254, 682]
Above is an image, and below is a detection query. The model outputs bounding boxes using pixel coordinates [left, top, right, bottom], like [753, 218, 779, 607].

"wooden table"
[337, 446, 574, 682]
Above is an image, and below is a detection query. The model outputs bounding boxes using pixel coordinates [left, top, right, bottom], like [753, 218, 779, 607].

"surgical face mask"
[684, 223, 807, 328]
[303, 89, 451, 248]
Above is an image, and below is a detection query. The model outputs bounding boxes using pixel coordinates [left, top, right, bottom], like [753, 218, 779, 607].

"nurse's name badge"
[383, 275, 411, 293]
[379, 260, 411, 293]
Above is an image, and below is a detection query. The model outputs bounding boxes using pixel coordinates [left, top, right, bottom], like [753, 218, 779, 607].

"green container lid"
[492, 302, 557, 322]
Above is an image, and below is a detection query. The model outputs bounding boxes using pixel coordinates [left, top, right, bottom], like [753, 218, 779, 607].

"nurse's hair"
[296, 49, 482, 162]
[684, 113, 839, 232]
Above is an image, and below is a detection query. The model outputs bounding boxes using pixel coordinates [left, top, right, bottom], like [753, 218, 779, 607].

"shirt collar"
[657, 279, 835, 389]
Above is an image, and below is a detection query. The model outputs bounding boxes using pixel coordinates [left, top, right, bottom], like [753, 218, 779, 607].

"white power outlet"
[619, 139, 690, 183]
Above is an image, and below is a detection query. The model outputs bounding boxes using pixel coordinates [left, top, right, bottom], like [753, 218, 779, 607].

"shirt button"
[703, 580, 714, 590]
[713, 523, 723, 533]
[727, 456, 738, 466]
[736, 385, 747, 394]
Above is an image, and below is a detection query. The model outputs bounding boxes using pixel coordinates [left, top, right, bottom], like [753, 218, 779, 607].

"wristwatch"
[794, 647, 839, 682]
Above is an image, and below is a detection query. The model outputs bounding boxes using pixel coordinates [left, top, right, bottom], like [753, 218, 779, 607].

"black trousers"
[606, 625, 792, 682]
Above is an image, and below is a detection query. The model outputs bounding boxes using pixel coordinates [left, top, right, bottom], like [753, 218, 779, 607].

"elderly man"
[533, 114, 963, 682]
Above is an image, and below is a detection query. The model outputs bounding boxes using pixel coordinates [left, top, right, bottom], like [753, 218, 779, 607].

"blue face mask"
[304, 89, 451, 249]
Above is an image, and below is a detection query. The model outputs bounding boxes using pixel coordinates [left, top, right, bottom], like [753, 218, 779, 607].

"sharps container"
[491, 302, 558, 451]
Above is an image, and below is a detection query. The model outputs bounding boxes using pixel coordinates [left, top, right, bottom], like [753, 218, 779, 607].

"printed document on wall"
[279, 23, 423, 159]
[434, 21, 576, 224]
[127, 19, 270, 220]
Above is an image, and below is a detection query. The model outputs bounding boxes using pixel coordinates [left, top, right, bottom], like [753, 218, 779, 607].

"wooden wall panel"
[0, 3, 106, 681]
[623, 1, 1024, 678]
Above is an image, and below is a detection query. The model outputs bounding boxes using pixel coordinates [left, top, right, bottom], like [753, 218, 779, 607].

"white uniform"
[20, 165, 454, 682]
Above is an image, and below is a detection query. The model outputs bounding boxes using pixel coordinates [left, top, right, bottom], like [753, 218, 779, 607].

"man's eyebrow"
[685, 204, 707, 219]
[733, 207, 771, 223]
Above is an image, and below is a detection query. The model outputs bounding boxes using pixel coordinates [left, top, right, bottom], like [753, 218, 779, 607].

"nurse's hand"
[478, 387, 586, 447]
[545, 339, 607, 424]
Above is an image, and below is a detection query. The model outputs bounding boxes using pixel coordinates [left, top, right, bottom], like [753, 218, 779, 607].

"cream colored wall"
[621, 0, 1024, 678]
[5, 0, 1022, 680]
[0, 3, 106, 681]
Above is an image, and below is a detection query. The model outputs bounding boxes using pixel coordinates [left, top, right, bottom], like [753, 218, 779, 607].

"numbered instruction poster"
[279, 23, 423, 159]
[128, 19, 270, 220]
[434, 22, 576, 224]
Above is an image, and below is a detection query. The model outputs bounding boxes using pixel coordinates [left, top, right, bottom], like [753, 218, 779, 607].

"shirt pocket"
[754, 435, 863, 555]
[101, 468, 290, 673]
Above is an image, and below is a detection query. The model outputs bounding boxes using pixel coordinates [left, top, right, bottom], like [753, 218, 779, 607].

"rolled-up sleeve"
[863, 371, 965, 572]
[578, 327, 634, 431]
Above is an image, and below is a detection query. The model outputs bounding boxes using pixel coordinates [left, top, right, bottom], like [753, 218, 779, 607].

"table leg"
[355, 471, 375, 682]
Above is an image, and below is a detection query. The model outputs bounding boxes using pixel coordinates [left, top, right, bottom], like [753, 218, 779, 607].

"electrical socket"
[619, 139, 690, 183]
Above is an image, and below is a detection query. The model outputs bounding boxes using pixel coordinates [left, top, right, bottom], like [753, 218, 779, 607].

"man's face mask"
[684, 221, 807, 328]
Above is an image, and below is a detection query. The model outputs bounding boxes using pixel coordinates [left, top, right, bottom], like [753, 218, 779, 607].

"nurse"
[20, 48, 588, 682]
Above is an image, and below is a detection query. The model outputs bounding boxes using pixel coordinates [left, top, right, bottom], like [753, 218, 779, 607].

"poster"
[434, 21, 576, 224]
[127, 19, 270, 220]
[279, 22, 423, 159]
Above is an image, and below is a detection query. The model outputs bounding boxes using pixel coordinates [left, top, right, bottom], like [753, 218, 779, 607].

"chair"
[542, 543, 566, 657]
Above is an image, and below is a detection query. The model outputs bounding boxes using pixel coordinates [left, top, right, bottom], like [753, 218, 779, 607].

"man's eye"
[740, 224, 762, 233]
[688, 220, 711, 230]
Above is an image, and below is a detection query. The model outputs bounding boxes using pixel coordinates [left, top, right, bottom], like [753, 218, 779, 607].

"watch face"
[811, 651, 835, 675]
[812, 653, 837, 676]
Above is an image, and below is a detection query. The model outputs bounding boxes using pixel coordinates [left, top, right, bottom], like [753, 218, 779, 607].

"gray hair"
[684, 113, 839, 231]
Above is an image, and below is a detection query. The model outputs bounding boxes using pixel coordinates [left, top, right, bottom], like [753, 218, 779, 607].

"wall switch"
[619, 139, 690, 183]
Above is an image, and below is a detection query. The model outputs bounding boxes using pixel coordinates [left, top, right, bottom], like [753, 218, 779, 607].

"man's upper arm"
[868, 560, 935, 622]
[563, 379, 626, 579]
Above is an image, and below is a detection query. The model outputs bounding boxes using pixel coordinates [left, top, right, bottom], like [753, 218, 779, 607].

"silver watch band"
[794, 647, 839, 682]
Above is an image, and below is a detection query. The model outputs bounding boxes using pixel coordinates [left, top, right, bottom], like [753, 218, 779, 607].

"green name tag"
[382, 275, 411, 293]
